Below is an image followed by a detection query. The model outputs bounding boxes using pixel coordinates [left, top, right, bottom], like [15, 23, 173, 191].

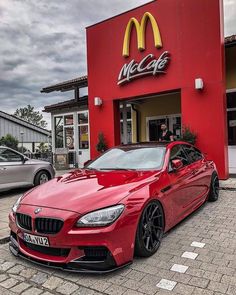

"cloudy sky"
[0, 0, 236, 128]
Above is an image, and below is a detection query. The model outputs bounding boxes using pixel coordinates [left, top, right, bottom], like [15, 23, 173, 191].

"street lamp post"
[20, 131, 24, 154]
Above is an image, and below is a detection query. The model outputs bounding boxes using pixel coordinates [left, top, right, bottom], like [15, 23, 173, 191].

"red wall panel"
[87, 0, 228, 179]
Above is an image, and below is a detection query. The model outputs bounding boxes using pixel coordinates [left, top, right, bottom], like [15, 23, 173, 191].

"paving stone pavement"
[0, 190, 235, 294]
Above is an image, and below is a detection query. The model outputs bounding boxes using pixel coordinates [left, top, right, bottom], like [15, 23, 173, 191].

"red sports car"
[9, 141, 219, 273]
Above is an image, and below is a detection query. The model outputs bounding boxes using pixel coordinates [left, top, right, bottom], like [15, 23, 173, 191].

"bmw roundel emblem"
[34, 208, 42, 214]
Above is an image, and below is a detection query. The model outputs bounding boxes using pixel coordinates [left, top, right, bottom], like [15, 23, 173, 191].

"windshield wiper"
[98, 168, 136, 171]
[85, 167, 100, 171]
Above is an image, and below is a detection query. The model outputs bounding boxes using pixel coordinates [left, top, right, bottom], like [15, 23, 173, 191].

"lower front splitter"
[9, 240, 132, 274]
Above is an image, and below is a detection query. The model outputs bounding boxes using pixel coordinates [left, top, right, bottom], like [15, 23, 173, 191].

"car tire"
[208, 172, 219, 202]
[34, 170, 50, 186]
[135, 200, 164, 257]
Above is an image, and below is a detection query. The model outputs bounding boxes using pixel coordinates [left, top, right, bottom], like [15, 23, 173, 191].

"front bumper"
[9, 233, 131, 273]
[9, 206, 137, 273]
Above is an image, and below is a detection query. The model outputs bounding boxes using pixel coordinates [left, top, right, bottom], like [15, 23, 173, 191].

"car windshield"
[87, 147, 166, 170]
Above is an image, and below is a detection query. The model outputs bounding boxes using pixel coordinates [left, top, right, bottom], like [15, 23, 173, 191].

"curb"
[0, 236, 10, 245]
[220, 187, 236, 191]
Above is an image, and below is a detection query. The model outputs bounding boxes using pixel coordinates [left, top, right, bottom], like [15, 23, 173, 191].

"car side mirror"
[203, 152, 208, 159]
[22, 156, 28, 163]
[171, 159, 183, 171]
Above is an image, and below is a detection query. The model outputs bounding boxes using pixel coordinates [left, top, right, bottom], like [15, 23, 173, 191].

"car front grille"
[81, 247, 109, 261]
[35, 218, 64, 234]
[23, 241, 70, 257]
[16, 213, 32, 231]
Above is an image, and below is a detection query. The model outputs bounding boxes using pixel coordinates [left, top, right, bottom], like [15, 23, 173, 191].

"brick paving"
[0, 189, 235, 294]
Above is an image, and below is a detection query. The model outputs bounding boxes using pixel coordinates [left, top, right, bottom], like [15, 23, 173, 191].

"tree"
[0, 134, 19, 150]
[14, 105, 47, 128]
[36, 142, 49, 154]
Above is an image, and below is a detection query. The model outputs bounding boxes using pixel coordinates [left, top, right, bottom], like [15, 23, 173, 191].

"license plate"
[23, 233, 49, 247]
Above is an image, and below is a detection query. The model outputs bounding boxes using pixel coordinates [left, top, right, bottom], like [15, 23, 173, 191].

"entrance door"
[78, 111, 90, 167]
[148, 118, 168, 141]
[146, 114, 181, 141]
[228, 109, 236, 174]
[227, 91, 236, 174]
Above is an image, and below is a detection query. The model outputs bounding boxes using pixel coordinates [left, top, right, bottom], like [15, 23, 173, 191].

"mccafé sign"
[118, 12, 170, 85]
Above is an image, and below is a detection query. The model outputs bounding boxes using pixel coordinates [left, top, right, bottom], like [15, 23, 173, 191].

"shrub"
[180, 126, 197, 145]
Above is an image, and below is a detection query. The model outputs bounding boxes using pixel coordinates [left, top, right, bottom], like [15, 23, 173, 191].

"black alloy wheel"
[135, 201, 164, 257]
[208, 172, 219, 202]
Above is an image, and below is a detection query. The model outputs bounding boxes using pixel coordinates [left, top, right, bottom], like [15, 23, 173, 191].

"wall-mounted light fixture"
[94, 97, 103, 106]
[195, 78, 204, 90]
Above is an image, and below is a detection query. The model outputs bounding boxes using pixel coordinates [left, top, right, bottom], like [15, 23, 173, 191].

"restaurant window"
[55, 116, 63, 148]
[78, 112, 88, 124]
[78, 111, 89, 149]
[54, 114, 74, 149]
[64, 114, 74, 125]
[227, 92, 236, 146]
[65, 127, 74, 150]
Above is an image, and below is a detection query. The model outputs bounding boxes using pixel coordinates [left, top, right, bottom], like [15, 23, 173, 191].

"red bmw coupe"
[9, 141, 219, 273]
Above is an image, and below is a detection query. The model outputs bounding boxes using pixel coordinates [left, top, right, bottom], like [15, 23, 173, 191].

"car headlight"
[76, 204, 125, 227]
[12, 196, 22, 213]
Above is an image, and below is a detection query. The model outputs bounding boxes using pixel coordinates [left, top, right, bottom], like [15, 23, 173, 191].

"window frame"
[0, 147, 24, 163]
[77, 110, 90, 150]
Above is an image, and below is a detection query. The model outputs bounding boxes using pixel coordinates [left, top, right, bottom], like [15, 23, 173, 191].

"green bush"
[0, 134, 19, 150]
[96, 132, 108, 153]
[180, 126, 197, 145]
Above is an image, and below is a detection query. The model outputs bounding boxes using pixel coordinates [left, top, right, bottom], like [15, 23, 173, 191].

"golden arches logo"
[122, 12, 162, 58]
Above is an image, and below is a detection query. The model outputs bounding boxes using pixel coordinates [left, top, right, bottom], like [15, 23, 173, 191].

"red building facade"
[87, 0, 228, 179]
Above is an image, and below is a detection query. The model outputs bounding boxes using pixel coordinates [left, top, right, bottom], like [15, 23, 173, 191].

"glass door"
[64, 114, 75, 167]
[227, 91, 236, 173]
[148, 118, 168, 141]
[170, 116, 182, 139]
[78, 111, 90, 167]
[146, 114, 181, 141]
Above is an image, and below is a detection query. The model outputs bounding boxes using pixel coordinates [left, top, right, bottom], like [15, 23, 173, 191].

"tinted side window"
[169, 145, 189, 167]
[0, 148, 22, 162]
[183, 145, 203, 163]
[0, 148, 6, 162]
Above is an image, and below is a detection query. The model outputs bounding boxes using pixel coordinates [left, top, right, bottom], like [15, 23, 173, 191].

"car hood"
[21, 169, 159, 214]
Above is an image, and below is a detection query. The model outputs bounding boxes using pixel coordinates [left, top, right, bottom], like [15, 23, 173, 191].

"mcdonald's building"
[86, 0, 236, 180]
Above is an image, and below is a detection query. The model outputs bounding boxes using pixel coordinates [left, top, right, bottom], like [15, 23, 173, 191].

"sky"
[0, 0, 236, 129]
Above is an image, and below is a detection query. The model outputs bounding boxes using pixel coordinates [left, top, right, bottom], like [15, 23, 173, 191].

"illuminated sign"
[118, 12, 170, 85]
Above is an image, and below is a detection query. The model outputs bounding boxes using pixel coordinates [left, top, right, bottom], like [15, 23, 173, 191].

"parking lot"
[0, 189, 235, 295]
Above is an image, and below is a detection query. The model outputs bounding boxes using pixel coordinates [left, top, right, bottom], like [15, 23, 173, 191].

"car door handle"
[0, 167, 7, 170]
[191, 169, 197, 175]
[161, 185, 172, 193]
